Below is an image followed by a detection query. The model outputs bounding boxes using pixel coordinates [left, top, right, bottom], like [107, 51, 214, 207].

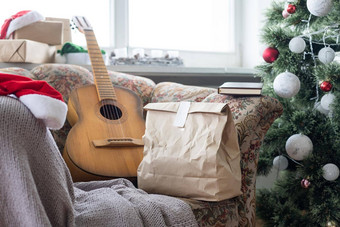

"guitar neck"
[84, 29, 116, 101]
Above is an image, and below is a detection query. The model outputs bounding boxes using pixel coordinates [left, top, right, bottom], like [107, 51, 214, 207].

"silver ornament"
[322, 163, 339, 181]
[314, 101, 330, 115]
[285, 134, 313, 160]
[289, 37, 306, 53]
[273, 72, 300, 98]
[273, 155, 289, 170]
[320, 93, 335, 111]
[307, 0, 333, 17]
[318, 47, 335, 64]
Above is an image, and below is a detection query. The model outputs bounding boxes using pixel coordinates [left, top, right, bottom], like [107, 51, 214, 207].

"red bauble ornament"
[287, 4, 296, 14]
[320, 81, 333, 92]
[263, 47, 279, 63]
[301, 178, 311, 189]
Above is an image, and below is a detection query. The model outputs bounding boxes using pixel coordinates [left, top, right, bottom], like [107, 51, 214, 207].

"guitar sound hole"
[100, 104, 123, 120]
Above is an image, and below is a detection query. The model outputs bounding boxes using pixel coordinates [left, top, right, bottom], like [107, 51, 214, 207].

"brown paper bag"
[138, 102, 241, 201]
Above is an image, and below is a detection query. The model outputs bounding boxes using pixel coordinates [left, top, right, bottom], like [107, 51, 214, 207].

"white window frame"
[109, 0, 242, 68]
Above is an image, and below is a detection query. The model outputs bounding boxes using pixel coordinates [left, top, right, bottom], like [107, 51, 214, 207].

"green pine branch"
[256, 0, 340, 226]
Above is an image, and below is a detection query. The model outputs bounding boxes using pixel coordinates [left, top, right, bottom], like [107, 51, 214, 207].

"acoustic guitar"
[63, 16, 145, 182]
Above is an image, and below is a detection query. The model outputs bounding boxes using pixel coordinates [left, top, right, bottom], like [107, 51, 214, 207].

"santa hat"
[0, 73, 67, 130]
[0, 10, 44, 39]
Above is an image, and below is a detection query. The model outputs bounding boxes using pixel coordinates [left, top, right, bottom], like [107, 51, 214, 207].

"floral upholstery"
[15, 64, 155, 152]
[30, 64, 94, 102]
[107, 71, 156, 106]
[152, 82, 283, 227]
[151, 82, 216, 103]
[0, 67, 32, 77]
[1, 64, 283, 227]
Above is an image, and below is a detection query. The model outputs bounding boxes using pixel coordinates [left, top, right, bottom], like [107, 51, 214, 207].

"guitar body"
[64, 84, 145, 182]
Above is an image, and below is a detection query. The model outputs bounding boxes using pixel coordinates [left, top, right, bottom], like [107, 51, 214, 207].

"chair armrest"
[203, 93, 283, 191]
[151, 82, 216, 103]
[0, 67, 33, 77]
[151, 82, 283, 225]
[30, 64, 94, 102]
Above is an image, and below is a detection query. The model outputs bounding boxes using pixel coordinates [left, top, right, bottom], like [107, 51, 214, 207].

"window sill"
[0, 63, 259, 87]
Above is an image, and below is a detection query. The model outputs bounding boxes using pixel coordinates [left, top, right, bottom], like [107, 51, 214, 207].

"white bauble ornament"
[314, 101, 330, 115]
[289, 37, 306, 53]
[307, 0, 333, 17]
[321, 93, 335, 111]
[273, 72, 300, 98]
[322, 163, 339, 181]
[285, 134, 313, 160]
[282, 9, 290, 18]
[273, 155, 289, 170]
[318, 47, 335, 64]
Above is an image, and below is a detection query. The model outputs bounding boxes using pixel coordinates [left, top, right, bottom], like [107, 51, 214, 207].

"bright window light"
[128, 0, 234, 53]
[0, 0, 110, 47]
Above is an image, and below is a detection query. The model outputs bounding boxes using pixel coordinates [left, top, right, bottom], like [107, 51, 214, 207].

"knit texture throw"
[0, 96, 197, 227]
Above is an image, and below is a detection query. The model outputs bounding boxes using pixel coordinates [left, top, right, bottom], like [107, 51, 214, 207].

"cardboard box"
[14, 21, 63, 45]
[0, 40, 56, 63]
[46, 17, 72, 50]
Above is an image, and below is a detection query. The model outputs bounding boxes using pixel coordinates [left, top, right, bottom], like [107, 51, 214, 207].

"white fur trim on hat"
[6, 10, 44, 38]
[19, 94, 67, 130]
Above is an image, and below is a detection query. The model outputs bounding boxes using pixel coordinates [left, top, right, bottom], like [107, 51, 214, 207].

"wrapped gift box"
[0, 40, 56, 63]
[45, 17, 72, 50]
[13, 21, 63, 45]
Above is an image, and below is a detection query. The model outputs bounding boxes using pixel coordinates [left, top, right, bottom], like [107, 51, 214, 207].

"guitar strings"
[86, 29, 126, 140]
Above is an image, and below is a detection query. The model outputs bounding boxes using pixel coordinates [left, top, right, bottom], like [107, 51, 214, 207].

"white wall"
[241, 0, 281, 189]
[241, 0, 272, 68]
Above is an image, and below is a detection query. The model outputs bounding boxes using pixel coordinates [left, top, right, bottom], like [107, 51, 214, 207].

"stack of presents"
[0, 10, 71, 63]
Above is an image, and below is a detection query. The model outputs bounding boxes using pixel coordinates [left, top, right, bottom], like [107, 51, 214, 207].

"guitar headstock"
[72, 16, 92, 33]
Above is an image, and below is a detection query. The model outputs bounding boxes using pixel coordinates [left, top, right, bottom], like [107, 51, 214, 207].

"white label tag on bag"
[173, 102, 191, 128]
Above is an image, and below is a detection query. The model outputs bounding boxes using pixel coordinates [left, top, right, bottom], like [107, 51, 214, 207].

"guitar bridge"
[92, 138, 144, 147]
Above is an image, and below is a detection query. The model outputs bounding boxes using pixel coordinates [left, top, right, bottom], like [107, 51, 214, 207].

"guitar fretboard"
[84, 29, 116, 101]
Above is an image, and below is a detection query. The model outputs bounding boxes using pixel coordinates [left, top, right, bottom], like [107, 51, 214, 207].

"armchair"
[1, 64, 283, 226]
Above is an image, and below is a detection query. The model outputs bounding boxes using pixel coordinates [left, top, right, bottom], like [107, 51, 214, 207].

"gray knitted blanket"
[0, 96, 198, 227]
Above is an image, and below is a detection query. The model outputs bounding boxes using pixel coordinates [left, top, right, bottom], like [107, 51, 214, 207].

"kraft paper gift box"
[45, 17, 72, 50]
[13, 21, 63, 45]
[0, 40, 56, 63]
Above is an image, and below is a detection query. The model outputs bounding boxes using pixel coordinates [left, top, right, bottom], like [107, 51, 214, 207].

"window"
[128, 0, 234, 53]
[0, 0, 240, 68]
[0, 0, 110, 46]
[115, 0, 240, 67]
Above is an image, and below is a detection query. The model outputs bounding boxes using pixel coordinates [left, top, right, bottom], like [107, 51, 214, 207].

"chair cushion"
[0, 67, 33, 77]
[108, 71, 155, 106]
[181, 197, 239, 226]
[151, 82, 216, 103]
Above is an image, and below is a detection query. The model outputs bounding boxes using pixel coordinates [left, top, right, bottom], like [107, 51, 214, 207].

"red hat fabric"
[0, 10, 44, 39]
[0, 73, 67, 129]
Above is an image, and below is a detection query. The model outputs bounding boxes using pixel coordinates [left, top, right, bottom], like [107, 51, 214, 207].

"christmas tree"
[256, 0, 340, 226]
